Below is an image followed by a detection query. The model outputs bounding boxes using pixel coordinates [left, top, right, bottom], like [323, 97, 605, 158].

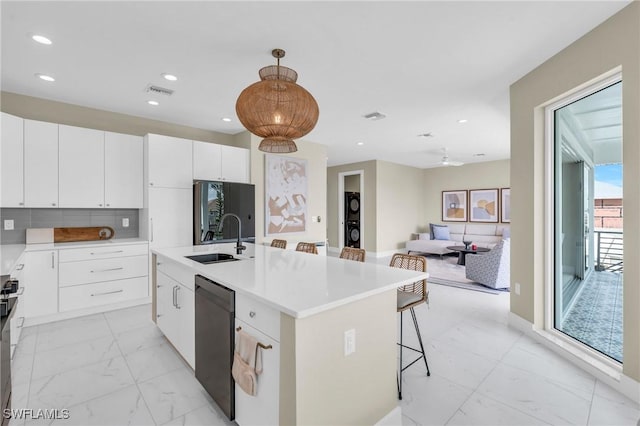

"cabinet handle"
[150, 182, 154, 186]
[16, 317, 25, 328]
[90, 267, 124, 273]
[172, 285, 177, 308]
[106, 204, 110, 207]
[51, 252, 55, 268]
[90, 250, 123, 255]
[175, 286, 181, 309]
[51, 203, 56, 206]
[16, 287, 24, 296]
[15, 264, 24, 271]
[157, 314, 162, 318]
[18, 202, 24, 206]
[91, 289, 124, 297]
[150, 218, 154, 242]
[249, 311, 256, 318]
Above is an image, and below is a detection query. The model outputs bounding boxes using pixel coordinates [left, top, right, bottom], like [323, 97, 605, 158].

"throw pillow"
[429, 223, 447, 239]
[418, 233, 431, 240]
[502, 228, 510, 239]
[433, 225, 450, 240]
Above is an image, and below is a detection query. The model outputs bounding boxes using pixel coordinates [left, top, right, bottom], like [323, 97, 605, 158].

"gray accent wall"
[0, 208, 139, 244]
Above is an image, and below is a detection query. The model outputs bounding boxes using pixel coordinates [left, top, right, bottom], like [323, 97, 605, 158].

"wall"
[375, 160, 425, 252]
[0, 91, 239, 147]
[422, 160, 510, 227]
[327, 161, 377, 252]
[594, 198, 623, 228]
[0, 208, 138, 243]
[249, 133, 327, 245]
[344, 174, 360, 192]
[510, 2, 639, 382]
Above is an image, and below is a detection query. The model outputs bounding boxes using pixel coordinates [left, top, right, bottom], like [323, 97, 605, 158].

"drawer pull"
[16, 317, 25, 328]
[16, 287, 24, 296]
[90, 267, 124, 273]
[249, 311, 256, 318]
[15, 264, 24, 271]
[90, 250, 124, 255]
[91, 289, 124, 297]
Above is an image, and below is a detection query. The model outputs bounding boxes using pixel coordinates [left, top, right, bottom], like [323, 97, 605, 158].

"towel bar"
[236, 326, 273, 349]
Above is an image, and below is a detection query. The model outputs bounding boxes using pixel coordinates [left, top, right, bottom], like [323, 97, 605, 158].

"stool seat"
[397, 291, 423, 310]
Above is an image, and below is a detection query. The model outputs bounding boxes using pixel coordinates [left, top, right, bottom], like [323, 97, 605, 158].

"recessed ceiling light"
[221, 117, 232, 122]
[356, 142, 364, 146]
[147, 100, 159, 106]
[35, 73, 55, 82]
[162, 73, 178, 81]
[457, 119, 468, 124]
[32, 34, 52, 45]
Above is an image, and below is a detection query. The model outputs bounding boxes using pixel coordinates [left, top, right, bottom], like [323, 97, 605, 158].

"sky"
[595, 163, 622, 187]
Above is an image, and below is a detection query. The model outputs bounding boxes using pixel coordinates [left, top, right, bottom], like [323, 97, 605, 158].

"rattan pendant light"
[236, 49, 319, 153]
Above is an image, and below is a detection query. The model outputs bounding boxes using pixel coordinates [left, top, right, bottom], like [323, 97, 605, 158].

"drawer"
[59, 276, 148, 312]
[156, 256, 195, 290]
[59, 243, 148, 262]
[235, 292, 280, 342]
[59, 254, 148, 287]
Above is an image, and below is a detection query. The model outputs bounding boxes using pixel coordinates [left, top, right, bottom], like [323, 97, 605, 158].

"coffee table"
[446, 245, 490, 266]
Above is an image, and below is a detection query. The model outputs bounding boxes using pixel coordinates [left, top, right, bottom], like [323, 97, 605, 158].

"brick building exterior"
[594, 198, 623, 229]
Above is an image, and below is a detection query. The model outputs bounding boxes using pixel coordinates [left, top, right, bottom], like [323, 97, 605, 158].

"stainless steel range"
[1, 275, 19, 426]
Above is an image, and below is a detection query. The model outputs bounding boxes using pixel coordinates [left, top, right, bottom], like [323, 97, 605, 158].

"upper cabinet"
[105, 132, 143, 208]
[59, 125, 105, 208]
[24, 119, 59, 208]
[145, 134, 193, 189]
[193, 141, 249, 183]
[1, 113, 24, 207]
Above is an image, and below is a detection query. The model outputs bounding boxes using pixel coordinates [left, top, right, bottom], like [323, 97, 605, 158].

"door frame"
[338, 170, 364, 250]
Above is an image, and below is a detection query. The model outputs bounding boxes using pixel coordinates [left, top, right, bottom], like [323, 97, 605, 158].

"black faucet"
[217, 213, 246, 255]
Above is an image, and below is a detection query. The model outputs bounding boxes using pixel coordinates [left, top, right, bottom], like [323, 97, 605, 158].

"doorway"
[338, 170, 364, 250]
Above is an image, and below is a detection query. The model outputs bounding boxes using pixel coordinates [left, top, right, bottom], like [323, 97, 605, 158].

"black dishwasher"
[194, 275, 235, 420]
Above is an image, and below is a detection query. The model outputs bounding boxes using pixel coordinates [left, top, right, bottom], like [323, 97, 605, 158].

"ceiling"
[1, 1, 631, 168]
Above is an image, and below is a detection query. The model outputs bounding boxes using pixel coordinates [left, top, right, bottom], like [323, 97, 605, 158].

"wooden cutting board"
[54, 226, 115, 243]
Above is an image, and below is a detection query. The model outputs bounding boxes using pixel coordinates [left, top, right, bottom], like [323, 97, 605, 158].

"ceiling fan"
[429, 148, 464, 167]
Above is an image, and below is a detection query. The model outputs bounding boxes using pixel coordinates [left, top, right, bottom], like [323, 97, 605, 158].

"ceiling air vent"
[363, 111, 386, 121]
[145, 84, 174, 96]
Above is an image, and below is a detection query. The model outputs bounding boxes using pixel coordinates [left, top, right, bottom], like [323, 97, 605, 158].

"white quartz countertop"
[153, 243, 428, 319]
[1, 244, 26, 276]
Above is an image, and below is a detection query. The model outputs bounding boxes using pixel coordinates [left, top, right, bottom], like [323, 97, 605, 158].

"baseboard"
[327, 246, 340, 254]
[508, 312, 640, 404]
[374, 406, 401, 426]
[24, 297, 151, 327]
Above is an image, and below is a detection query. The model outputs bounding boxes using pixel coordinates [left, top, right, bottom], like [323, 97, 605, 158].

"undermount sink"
[185, 253, 240, 264]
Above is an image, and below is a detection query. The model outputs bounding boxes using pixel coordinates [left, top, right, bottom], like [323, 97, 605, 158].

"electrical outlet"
[515, 282, 521, 295]
[3, 220, 14, 231]
[122, 218, 129, 228]
[344, 329, 356, 356]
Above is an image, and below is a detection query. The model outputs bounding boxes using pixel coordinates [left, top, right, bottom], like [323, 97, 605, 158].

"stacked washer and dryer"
[344, 192, 361, 248]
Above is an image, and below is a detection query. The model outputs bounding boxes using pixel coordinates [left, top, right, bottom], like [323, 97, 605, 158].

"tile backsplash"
[0, 208, 139, 244]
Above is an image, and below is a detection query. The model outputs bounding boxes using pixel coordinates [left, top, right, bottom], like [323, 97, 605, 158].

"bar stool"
[295, 242, 318, 254]
[339, 247, 366, 262]
[390, 253, 430, 400]
[271, 239, 287, 249]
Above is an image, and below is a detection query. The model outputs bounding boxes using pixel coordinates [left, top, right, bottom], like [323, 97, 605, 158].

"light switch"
[3, 220, 14, 231]
[344, 329, 356, 356]
[122, 218, 129, 228]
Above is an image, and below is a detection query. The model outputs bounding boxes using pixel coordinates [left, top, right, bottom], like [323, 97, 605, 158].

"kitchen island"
[152, 243, 427, 426]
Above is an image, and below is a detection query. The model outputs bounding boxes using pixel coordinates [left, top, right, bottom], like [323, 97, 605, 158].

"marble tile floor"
[9, 281, 640, 425]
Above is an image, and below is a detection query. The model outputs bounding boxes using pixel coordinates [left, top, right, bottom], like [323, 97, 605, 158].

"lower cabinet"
[234, 319, 280, 426]
[23, 250, 58, 318]
[156, 271, 195, 368]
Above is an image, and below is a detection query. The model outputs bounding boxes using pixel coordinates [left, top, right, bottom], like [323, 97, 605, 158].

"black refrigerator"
[193, 181, 255, 245]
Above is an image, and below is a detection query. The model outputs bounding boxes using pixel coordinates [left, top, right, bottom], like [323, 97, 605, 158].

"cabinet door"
[156, 271, 178, 344]
[234, 320, 280, 426]
[148, 187, 193, 249]
[105, 132, 143, 208]
[23, 251, 58, 318]
[24, 120, 59, 207]
[1, 112, 24, 207]
[192, 141, 222, 181]
[58, 125, 105, 208]
[220, 145, 250, 183]
[146, 134, 192, 188]
[175, 283, 195, 368]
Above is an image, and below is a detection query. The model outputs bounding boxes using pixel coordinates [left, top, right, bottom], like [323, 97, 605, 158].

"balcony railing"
[595, 229, 623, 273]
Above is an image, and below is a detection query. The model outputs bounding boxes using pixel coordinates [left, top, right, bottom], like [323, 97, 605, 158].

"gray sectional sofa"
[405, 223, 510, 256]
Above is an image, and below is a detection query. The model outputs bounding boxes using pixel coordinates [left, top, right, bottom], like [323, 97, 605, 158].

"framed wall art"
[501, 188, 511, 223]
[442, 190, 468, 222]
[265, 155, 308, 235]
[469, 188, 499, 223]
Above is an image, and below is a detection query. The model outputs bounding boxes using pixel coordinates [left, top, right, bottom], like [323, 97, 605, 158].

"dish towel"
[232, 329, 263, 396]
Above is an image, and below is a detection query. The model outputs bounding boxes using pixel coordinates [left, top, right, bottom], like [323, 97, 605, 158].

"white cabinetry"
[156, 258, 195, 368]
[1, 112, 24, 207]
[235, 294, 280, 426]
[193, 141, 249, 183]
[9, 260, 25, 358]
[23, 250, 58, 318]
[145, 134, 193, 188]
[24, 120, 58, 207]
[105, 132, 143, 208]
[148, 188, 192, 249]
[59, 125, 105, 208]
